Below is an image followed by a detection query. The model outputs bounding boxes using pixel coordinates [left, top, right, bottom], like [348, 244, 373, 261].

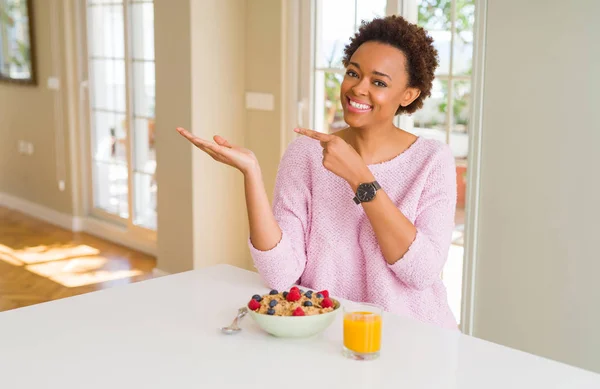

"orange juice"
[343, 311, 382, 354]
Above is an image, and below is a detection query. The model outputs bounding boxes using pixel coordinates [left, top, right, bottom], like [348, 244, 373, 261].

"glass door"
[85, 0, 157, 232]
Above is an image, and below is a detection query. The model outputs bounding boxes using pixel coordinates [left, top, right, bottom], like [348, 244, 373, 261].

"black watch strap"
[353, 181, 381, 204]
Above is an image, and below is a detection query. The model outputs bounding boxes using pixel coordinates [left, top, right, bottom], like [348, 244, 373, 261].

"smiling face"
[340, 41, 421, 129]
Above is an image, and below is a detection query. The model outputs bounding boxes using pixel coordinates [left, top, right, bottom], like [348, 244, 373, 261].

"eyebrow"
[349, 61, 392, 81]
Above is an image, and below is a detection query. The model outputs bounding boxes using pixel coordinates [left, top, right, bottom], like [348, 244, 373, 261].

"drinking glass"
[342, 302, 382, 360]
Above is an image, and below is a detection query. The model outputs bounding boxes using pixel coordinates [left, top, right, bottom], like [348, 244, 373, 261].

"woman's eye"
[374, 80, 387, 88]
[346, 70, 358, 78]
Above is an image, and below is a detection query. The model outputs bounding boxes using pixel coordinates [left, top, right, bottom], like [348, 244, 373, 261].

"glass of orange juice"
[342, 302, 382, 360]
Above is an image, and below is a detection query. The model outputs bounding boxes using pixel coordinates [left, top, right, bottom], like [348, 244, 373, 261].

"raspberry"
[290, 286, 300, 293]
[248, 299, 261, 311]
[321, 297, 333, 309]
[318, 290, 329, 298]
[286, 289, 301, 302]
[292, 307, 305, 316]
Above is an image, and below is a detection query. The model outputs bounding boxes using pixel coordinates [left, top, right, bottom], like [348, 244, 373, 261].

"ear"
[399, 87, 421, 107]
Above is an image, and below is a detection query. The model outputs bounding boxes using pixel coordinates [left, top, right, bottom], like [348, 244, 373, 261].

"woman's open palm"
[176, 127, 257, 174]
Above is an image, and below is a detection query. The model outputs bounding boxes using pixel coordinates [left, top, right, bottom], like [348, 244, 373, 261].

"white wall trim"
[152, 268, 170, 277]
[0, 192, 80, 232]
[0, 192, 157, 257]
[460, 0, 487, 335]
[81, 217, 156, 257]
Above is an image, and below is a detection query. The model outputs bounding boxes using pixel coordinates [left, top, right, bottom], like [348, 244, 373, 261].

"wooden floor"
[0, 207, 156, 313]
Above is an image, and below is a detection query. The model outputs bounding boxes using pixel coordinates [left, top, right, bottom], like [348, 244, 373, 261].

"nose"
[351, 77, 369, 96]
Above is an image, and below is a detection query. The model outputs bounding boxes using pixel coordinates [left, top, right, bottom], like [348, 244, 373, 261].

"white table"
[0, 264, 598, 388]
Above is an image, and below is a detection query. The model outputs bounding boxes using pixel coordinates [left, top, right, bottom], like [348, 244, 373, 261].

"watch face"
[357, 183, 376, 202]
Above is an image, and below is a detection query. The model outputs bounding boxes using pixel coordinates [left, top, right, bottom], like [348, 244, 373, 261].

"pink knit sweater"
[249, 135, 458, 330]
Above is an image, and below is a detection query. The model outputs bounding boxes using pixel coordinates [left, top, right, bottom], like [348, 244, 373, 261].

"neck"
[346, 122, 399, 159]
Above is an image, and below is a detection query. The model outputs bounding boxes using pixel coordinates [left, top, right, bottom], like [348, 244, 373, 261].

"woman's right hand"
[176, 127, 258, 175]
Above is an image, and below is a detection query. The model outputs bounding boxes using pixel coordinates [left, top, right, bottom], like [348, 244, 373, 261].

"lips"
[346, 96, 372, 113]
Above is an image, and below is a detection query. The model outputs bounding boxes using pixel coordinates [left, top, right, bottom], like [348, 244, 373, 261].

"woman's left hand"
[294, 128, 374, 190]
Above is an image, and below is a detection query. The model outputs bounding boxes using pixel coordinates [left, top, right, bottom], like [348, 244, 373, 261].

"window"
[309, 0, 388, 133]
[297, 0, 476, 323]
[413, 0, 475, 324]
[85, 0, 156, 231]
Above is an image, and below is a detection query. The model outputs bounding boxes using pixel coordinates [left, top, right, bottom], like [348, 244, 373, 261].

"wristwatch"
[353, 181, 381, 204]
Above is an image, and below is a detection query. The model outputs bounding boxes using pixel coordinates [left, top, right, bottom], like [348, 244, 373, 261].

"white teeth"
[349, 100, 371, 110]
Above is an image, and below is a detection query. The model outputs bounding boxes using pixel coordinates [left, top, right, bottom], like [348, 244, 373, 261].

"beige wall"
[155, 0, 284, 273]
[0, 0, 74, 215]
[245, 0, 284, 202]
[189, 0, 249, 271]
[154, 0, 194, 273]
[473, 0, 600, 373]
[155, 0, 251, 273]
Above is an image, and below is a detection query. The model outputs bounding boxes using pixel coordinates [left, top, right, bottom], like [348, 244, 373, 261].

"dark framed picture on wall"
[0, 0, 36, 85]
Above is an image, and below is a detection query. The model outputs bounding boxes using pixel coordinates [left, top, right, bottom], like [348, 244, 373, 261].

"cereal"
[248, 288, 335, 316]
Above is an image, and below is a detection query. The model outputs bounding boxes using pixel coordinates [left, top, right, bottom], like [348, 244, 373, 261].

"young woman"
[177, 16, 458, 330]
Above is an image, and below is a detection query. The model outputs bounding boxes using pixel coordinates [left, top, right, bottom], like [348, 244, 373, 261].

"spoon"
[221, 307, 248, 334]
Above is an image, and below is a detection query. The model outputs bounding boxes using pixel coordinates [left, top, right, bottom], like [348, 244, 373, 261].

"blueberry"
[316, 293, 324, 299]
[269, 300, 278, 308]
[269, 289, 278, 295]
[282, 291, 288, 298]
[299, 289, 305, 294]
[252, 294, 262, 301]
[303, 301, 313, 307]
[304, 291, 313, 299]
[267, 308, 276, 315]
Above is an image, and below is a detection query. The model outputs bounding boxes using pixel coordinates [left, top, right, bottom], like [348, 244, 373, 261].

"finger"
[177, 128, 219, 151]
[176, 128, 235, 161]
[200, 140, 226, 155]
[192, 137, 215, 150]
[202, 141, 239, 162]
[176, 127, 211, 147]
[203, 147, 221, 161]
[176, 127, 197, 142]
[214, 135, 232, 148]
[294, 127, 334, 142]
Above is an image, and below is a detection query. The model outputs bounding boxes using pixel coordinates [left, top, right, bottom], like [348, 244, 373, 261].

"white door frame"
[459, 0, 487, 335]
[64, 0, 157, 256]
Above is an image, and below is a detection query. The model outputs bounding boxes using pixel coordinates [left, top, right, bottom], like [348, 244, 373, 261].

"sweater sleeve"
[248, 139, 312, 291]
[388, 145, 457, 290]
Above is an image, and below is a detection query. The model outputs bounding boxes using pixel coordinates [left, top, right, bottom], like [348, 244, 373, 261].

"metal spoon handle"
[231, 307, 248, 328]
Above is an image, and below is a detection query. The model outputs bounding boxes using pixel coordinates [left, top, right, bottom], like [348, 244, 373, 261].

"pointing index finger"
[294, 128, 334, 142]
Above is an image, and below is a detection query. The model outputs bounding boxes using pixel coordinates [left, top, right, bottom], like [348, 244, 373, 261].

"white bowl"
[248, 299, 341, 338]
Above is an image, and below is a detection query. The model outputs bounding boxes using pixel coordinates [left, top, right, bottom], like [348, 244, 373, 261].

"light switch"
[19, 140, 30, 154]
[245, 92, 274, 111]
[47, 77, 60, 90]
